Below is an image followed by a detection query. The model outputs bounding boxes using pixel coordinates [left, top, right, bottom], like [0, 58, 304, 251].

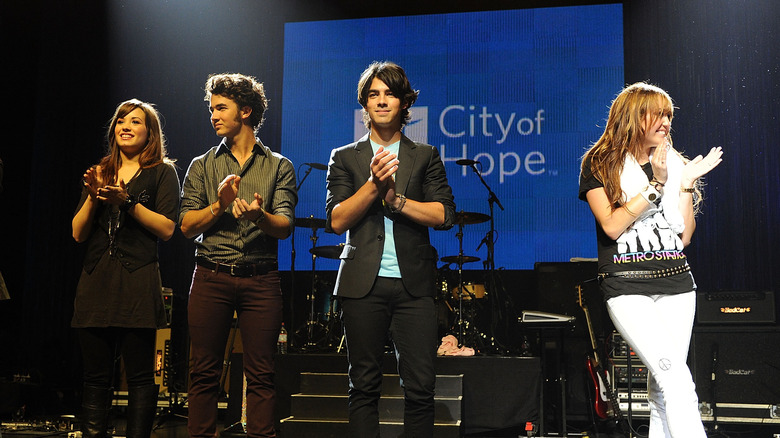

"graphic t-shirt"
[578, 158, 696, 300]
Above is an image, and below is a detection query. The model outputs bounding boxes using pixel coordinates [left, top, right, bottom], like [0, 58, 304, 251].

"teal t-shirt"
[370, 138, 401, 278]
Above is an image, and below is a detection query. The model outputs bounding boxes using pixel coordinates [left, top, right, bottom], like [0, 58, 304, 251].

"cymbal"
[309, 245, 344, 259]
[440, 255, 481, 264]
[296, 217, 326, 229]
[452, 211, 490, 225]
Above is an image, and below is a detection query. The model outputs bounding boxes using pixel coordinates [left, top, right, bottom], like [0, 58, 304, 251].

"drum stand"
[448, 220, 484, 349]
[454, 222, 467, 346]
[295, 225, 326, 352]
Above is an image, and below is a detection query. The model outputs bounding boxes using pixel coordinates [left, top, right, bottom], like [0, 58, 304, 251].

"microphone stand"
[454, 223, 466, 347]
[465, 163, 509, 354]
[464, 163, 503, 269]
[290, 164, 317, 351]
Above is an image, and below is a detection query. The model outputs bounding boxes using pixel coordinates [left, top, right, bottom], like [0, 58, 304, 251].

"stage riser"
[283, 371, 461, 436]
[266, 354, 541, 436]
[289, 393, 462, 422]
[280, 420, 462, 438]
[299, 372, 464, 398]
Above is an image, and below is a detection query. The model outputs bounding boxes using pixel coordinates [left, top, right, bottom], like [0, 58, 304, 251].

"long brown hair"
[98, 99, 173, 184]
[582, 82, 683, 209]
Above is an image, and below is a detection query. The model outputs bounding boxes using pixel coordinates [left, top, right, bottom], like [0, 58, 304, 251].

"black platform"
[258, 353, 541, 436]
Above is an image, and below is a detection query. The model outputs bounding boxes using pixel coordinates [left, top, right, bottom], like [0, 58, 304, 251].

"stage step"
[280, 372, 462, 437]
[298, 372, 464, 398]
[280, 418, 462, 438]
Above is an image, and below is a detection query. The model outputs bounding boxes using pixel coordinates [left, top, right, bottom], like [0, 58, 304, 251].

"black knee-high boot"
[81, 385, 112, 438]
[126, 384, 159, 438]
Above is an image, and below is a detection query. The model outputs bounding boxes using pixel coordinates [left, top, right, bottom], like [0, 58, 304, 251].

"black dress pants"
[341, 277, 437, 438]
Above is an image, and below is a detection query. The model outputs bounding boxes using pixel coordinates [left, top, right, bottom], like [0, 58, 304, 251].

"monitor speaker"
[689, 326, 780, 404]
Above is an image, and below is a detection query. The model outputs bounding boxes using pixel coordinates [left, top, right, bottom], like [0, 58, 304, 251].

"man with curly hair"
[180, 73, 297, 437]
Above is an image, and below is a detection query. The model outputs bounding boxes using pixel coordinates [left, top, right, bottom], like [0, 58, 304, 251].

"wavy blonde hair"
[582, 82, 701, 211]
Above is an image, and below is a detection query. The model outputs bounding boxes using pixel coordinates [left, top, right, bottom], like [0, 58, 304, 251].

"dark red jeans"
[187, 265, 283, 438]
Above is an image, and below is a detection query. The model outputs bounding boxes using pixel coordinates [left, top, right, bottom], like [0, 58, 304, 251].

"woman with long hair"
[72, 99, 179, 437]
[579, 83, 722, 437]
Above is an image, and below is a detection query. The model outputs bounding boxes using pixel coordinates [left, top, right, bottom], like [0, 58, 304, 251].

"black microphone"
[476, 234, 490, 251]
[304, 162, 327, 170]
[455, 159, 476, 166]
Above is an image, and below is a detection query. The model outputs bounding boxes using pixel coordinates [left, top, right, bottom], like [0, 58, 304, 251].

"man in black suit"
[325, 61, 455, 437]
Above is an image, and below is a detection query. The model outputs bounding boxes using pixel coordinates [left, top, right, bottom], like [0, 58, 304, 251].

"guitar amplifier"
[696, 291, 775, 324]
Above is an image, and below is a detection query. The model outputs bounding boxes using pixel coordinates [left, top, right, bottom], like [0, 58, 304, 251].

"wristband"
[120, 193, 138, 212]
[389, 194, 407, 213]
[639, 185, 662, 206]
[254, 207, 268, 225]
[680, 186, 696, 193]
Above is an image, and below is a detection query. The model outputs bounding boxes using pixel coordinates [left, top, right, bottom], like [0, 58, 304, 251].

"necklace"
[108, 206, 120, 257]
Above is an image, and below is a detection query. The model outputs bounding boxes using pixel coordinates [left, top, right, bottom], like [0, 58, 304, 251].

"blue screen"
[279, 5, 623, 271]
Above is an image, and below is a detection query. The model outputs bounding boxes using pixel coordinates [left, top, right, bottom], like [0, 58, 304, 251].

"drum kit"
[438, 210, 494, 351]
[289, 209, 497, 353]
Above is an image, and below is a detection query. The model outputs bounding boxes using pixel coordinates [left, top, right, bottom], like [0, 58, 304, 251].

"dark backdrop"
[2, 0, 778, 415]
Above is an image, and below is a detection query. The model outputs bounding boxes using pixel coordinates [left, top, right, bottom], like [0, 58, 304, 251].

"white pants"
[606, 291, 706, 438]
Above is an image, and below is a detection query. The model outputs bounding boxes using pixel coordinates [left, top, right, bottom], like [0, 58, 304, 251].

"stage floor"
[3, 416, 779, 438]
[3, 353, 779, 437]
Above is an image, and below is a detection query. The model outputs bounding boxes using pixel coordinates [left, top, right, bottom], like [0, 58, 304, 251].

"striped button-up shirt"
[179, 140, 297, 263]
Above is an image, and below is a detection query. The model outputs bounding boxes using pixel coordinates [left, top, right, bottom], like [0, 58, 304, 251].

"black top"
[578, 158, 696, 300]
[76, 162, 180, 273]
[72, 162, 180, 329]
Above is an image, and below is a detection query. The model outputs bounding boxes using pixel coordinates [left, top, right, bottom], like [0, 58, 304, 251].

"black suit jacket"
[325, 134, 455, 299]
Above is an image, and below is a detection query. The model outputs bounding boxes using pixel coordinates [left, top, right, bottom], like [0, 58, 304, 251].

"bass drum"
[451, 282, 486, 300]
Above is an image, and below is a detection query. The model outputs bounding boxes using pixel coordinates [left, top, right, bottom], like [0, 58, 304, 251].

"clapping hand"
[369, 146, 398, 197]
[97, 179, 130, 205]
[82, 166, 104, 200]
[682, 147, 724, 186]
[233, 193, 265, 222]
[217, 174, 241, 209]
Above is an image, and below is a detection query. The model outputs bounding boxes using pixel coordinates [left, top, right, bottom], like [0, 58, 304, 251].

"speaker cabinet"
[690, 326, 780, 405]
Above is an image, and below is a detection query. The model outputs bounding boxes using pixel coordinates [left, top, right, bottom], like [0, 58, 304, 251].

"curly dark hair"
[357, 61, 419, 129]
[204, 73, 268, 133]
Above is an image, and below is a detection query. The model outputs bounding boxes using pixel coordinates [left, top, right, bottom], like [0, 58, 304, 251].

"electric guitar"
[576, 284, 623, 420]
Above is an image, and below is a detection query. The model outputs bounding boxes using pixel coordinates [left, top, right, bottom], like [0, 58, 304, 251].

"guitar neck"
[578, 285, 601, 366]
[577, 284, 624, 421]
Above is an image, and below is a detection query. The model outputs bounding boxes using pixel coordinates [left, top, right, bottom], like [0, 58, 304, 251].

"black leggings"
[78, 327, 157, 388]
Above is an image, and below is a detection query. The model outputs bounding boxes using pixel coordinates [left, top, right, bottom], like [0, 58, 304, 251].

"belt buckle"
[230, 264, 237, 276]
